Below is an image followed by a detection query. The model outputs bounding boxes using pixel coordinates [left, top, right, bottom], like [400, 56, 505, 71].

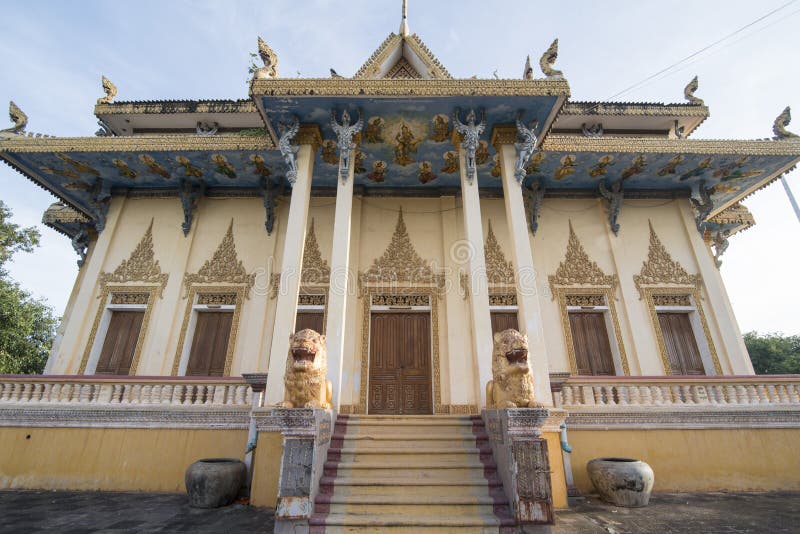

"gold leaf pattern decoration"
[302, 218, 331, 284]
[633, 221, 701, 295]
[98, 220, 169, 296]
[548, 221, 618, 293]
[360, 207, 441, 286]
[182, 219, 256, 298]
[484, 220, 515, 285]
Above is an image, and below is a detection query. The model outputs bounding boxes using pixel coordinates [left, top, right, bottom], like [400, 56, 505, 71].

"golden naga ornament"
[97, 76, 118, 105]
[1, 101, 27, 136]
[683, 76, 704, 106]
[539, 38, 562, 78]
[773, 106, 798, 140]
[254, 36, 278, 79]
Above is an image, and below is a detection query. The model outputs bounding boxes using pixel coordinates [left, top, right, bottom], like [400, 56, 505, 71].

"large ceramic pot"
[185, 458, 246, 508]
[587, 457, 654, 507]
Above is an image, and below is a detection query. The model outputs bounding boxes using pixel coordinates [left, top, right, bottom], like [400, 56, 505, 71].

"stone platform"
[0, 489, 798, 533]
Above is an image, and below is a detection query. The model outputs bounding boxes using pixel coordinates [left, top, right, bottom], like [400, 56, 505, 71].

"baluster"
[48, 383, 61, 403]
[0, 383, 10, 402]
[650, 386, 664, 405]
[204, 386, 215, 405]
[766, 385, 779, 404]
[128, 384, 141, 404]
[149, 385, 161, 404]
[746, 385, 759, 404]
[235, 385, 247, 405]
[212, 385, 226, 405]
[680, 385, 694, 404]
[161, 384, 173, 404]
[617, 386, 629, 406]
[563, 385, 574, 406]
[60, 383, 73, 402]
[96, 384, 113, 404]
[183, 385, 195, 405]
[225, 385, 236, 405]
[120, 385, 133, 404]
[172, 385, 185, 406]
[628, 385, 641, 406]
[735, 385, 748, 404]
[775, 384, 790, 404]
[78, 384, 92, 403]
[788, 384, 800, 403]
[756, 385, 770, 404]
[139, 385, 152, 404]
[41, 383, 53, 402]
[193, 385, 206, 405]
[31, 383, 44, 403]
[18, 383, 32, 402]
[639, 386, 652, 405]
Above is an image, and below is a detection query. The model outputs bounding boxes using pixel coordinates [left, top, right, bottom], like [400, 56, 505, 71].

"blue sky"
[1, 0, 799, 334]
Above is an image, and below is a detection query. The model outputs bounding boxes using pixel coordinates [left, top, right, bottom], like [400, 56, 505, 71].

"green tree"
[0, 200, 58, 374]
[744, 331, 800, 375]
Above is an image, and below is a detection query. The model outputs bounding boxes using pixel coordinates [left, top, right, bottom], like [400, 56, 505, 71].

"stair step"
[318, 483, 507, 499]
[325, 466, 492, 479]
[309, 512, 515, 527]
[329, 446, 490, 455]
[318, 502, 506, 517]
[324, 460, 491, 470]
[312, 527, 510, 534]
[320, 475, 501, 487]
[316, 493, 507, 505]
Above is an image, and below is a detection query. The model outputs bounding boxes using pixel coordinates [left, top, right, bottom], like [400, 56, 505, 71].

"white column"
[265, 144, 315, 405]
[459, 149, 494, 409]
[325, 150, 356, 410]
[498, 144, 553, 405]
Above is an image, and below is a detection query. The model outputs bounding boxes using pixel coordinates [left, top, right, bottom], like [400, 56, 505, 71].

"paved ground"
[0, 489, 797, 533]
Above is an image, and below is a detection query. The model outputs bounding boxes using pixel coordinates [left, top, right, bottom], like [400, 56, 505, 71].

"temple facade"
[2, 4, 800, 530]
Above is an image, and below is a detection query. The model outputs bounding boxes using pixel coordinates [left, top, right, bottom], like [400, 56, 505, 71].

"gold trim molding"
[182, 220, 256, 299]
[634, 222, 721, 375]
[0, 134, 273, 153]
[542, 135, 800, 156]
[548, 222, 628, 375]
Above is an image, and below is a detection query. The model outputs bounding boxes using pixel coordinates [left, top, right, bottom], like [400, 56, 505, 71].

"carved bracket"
[179, 179, 205, 236]
[691, 180, 714, 232]
[88, 178, 111, 234]
[260, 177, 284, 235]
[514, 112, 538, 184]
[71, 223, 92, 268]
[453, 107, 487, 184]
[710, 230, 729, 269]
[599, 178, 623, 236]
[523, 177, 545, 235]
[278, 115, 300, 184]
[330, 109, 363, 182]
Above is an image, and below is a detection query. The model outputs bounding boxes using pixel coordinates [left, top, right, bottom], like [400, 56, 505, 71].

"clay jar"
[185, 458, 246, 508]
[587, 457, 654, 507]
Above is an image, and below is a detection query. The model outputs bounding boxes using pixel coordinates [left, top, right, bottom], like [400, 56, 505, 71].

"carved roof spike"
[773, 106, 798, 140]
[539, 38, 563, 78]
[523, 55, 533, 80]
[255, 36, 279, 79]
[399, 0, 410, 36]
[683, 76, 704, 106]
[0, 101, 27, 135]
[97, 76, 118, 105]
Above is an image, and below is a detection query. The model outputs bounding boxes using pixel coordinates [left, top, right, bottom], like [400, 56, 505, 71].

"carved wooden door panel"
[369, 312, 432, 415]
[658, 312, 705, 375]
[95, 310, 144, 375]
[491, 311, 519, 334]
[295, 311, 324, 334]
[568, 311, 615, 376]
[186, 311, 233, 376]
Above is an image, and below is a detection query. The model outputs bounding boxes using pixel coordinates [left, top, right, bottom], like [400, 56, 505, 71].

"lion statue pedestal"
[486, 328, 543, 409]
[278, 328, 332, 410]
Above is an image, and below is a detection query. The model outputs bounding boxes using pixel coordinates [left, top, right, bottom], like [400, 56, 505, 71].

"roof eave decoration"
[352, 32, 452, 80]
[41, 202, 90, 238]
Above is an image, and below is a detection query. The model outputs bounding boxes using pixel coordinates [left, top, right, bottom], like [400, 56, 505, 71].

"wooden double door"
[368, 312, 432, 415]
[658, 312, 705, 375]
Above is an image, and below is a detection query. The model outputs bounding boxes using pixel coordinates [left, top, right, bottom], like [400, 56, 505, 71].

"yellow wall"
[568, 428, 800, 493]
[250, 431, 283, 508]
[543, 431, 567, 509]
[0, 427, 251, 493]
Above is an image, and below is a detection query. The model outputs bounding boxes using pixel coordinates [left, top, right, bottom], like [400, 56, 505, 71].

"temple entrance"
[658, 312, 705, 375]
[368, 311, 433, 415]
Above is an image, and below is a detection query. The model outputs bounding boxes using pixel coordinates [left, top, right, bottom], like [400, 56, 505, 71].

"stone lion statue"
[279, 329, 332, 409]
[486, 329, 543, 409]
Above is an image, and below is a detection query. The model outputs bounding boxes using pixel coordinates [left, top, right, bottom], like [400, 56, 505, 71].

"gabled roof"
[353, 32, 451, 79]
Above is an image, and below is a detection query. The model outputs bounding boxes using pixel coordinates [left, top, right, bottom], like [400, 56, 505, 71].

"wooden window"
[95, 310, 145, 375]
[368, 312, 432, 415]
[490, 311, 519, 334]
[568, 311, 615, 376]
[657, 312, 705, 375]
[295, 311, 324, 334]
[186, 311, 233, 376]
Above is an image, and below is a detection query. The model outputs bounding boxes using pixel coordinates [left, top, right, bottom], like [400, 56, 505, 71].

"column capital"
[490, 124, 518, 148]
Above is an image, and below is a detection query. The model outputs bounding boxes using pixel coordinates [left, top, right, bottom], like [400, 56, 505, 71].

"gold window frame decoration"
[548, 222, 629, 376]
[633, 221, 722, 375]
[353, 208, 447, 415]
[79, 221, 169, 374]
[171, 220, 255, 376]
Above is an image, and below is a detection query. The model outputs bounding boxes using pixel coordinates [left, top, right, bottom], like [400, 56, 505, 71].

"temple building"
[1, 3, 800, 531]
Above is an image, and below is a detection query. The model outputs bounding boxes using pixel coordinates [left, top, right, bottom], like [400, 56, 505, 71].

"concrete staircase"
[310, 414, 516, 533]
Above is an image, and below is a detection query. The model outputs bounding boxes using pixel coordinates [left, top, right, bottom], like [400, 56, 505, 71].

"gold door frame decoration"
[79, 221, 169, 374]
[634, 221, 722, 375]
[349, 208, 448, 415]
[548, 221, 629, 376]
[172, 220, 255, 376]
[459, 219, 517, 301]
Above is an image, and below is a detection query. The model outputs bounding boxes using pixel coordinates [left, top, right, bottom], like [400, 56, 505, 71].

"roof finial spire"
[399, 0, 409, 36]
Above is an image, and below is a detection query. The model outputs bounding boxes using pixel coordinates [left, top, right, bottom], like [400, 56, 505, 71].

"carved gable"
[183, 220, 255, 298]
[549, 222, 618, 293]
[98, 220, 169, 295]
[484, 220, 515, 285]
[360, 208, 441, 286]
[634, 221, 701, 294]
[302, 219, 330, 284]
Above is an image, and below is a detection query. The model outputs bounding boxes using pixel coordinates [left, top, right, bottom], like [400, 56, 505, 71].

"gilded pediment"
[182, 220, 255, 297]
[634, 221, 701, 295]
[98, 220, 169, 295]
[549, 221, 618, 294]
